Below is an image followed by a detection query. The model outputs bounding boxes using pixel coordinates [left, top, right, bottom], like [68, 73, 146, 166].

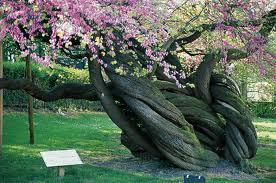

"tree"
[0, 0, 275, 171]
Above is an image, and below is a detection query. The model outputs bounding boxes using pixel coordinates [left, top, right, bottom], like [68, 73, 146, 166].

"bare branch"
[0, 78, 98, 102]
[171, 8, 276, 49]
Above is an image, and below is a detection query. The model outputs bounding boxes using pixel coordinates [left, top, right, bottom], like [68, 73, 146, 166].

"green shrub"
[3, 61, 103, 111]
[249, 102, 276, 118]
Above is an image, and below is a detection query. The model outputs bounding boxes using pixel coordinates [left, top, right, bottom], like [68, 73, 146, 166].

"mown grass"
[0, 112, 275, 183]
[254, 118, 276, 145]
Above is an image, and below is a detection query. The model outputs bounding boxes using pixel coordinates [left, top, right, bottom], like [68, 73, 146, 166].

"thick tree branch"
[175, 24, 216, 46]
[0, 78, 98, 102]
[226, 49, 248, 61]
[87, 52, 163, 157]
[169, 8, 276, 49]
[192, 53, 219, 104]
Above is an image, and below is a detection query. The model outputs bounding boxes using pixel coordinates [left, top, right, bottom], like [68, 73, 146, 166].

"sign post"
[40, 149, 83, 177]
[58, 166, 65, 177]
[26, 55, 34, 144]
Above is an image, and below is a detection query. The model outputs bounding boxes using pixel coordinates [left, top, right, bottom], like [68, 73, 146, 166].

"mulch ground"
[89, 156, 259, 181]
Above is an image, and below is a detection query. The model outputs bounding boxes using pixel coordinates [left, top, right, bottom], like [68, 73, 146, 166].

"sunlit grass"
[257, 131, 276, 141]
[254, 123, 276, 129]
[254, 119, 276, 145]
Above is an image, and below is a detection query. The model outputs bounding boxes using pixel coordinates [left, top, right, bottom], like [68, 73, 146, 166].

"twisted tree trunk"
[93, 50, 257, 170]
[0, 51, 257, 171]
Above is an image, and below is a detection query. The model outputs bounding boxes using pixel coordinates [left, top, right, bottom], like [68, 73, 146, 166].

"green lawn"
[0, 112, 275, 183]
[254, 118, 276, 145]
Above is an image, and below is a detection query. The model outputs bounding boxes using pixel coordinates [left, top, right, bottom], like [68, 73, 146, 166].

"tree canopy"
[0, 0, 275, 83]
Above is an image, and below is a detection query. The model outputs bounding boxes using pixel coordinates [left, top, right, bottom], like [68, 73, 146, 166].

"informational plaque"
[40, 149, 83, 177]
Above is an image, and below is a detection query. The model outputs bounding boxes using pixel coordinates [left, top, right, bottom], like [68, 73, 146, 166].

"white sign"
[40, 149, 83, 167]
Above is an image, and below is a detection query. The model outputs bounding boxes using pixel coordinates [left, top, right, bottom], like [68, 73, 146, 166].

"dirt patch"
[89, 156, 258, 181]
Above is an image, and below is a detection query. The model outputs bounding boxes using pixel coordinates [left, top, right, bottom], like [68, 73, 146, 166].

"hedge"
[249, 102, 276, 118]
[3, 61, 103, 111]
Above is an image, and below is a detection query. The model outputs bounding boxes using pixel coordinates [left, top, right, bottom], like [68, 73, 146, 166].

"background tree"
[0, 0, 275, 171]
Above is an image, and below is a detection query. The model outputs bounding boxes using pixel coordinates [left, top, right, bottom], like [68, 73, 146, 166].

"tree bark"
[0, 79, 98, 102]
[102, 57, 220, 170]
[87, 59, 162, 157]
